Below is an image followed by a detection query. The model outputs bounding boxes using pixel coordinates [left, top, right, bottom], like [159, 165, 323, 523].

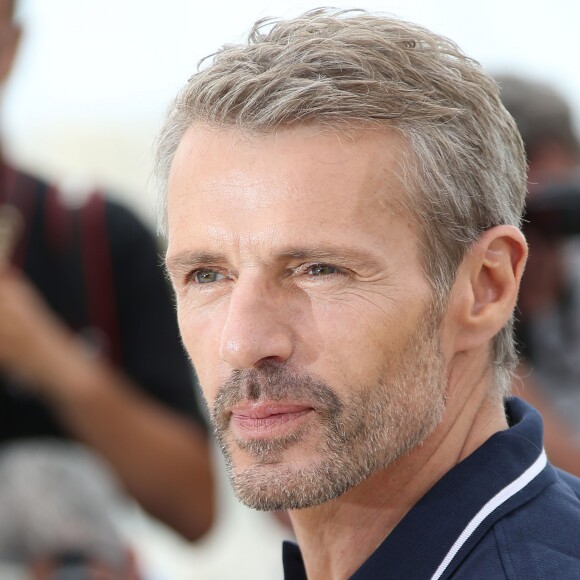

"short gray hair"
[155, 8, 527, 396]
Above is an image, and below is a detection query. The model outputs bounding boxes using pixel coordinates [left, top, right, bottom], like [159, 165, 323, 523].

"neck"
[288, 362, 508, 580]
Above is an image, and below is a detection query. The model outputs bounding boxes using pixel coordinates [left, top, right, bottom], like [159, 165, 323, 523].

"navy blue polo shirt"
[283, 397, 580, 579]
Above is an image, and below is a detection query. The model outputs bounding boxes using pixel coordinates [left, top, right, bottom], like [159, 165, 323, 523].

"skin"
[0, 1, 214, 540]
[166, 124, 528, 579]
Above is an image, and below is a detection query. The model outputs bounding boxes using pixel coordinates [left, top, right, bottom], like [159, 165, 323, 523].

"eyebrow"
[165, 245, 381, 276]
[277, 246, 379, 268]
[165, 251, 227, 277]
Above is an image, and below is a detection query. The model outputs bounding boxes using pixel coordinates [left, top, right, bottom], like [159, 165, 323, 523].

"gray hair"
[0, 441, 128, 571]
[155, 8, 527, 396]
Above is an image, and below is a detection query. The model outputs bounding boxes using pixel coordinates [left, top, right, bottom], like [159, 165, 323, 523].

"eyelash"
[186, 268, 230, 286]
[296, 263, 348, 278]
[186, 262, 348, 286]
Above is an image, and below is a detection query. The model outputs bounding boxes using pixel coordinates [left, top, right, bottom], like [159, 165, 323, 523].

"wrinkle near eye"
[308, 281, 406, 320]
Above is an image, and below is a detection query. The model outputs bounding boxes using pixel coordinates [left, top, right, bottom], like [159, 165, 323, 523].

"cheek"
[310, 298, 416, 380]
[176, 301, 226, 401]
[177, 294, 223, 349]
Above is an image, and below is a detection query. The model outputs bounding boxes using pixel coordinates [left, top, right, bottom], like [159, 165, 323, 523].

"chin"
[228, 449, 380, 512]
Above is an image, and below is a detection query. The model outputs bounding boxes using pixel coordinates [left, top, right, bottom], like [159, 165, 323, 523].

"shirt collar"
[283, 397, 553, 580]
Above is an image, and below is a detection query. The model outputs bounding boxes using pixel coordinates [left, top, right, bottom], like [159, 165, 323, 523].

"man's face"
[166, 125, 448, 510]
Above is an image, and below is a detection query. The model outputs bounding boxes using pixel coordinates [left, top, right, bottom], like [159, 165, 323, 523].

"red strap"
[1, 163, 38, 269]
[78, 192, 123, 364]
[43, 185, 71, 255]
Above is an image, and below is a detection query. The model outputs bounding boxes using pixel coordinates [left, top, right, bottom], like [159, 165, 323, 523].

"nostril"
[256, 355, 288, 367]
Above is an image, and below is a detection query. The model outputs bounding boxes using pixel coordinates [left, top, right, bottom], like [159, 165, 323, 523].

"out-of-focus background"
[3, 1, 578, 579]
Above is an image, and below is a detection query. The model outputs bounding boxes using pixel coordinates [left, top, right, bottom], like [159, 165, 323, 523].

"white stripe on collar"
[431, 449, 548, 580]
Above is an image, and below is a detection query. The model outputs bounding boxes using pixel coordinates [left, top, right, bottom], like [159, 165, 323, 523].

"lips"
[229, 402, 314, 439]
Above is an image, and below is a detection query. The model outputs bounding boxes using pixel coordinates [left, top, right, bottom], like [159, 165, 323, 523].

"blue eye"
[308, 264, 339, 276]
[192, 270, 225, 284]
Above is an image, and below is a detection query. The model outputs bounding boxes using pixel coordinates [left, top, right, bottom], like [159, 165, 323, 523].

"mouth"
[229, 401, 315, 440]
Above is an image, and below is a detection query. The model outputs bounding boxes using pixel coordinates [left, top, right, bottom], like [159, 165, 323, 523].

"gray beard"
[209, 306, 447, 511]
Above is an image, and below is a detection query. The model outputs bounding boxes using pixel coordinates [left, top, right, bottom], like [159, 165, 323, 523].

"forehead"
[166, 124, 414, 259]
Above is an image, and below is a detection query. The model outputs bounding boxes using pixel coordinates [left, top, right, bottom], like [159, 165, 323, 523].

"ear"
[447, 225, 528, 352]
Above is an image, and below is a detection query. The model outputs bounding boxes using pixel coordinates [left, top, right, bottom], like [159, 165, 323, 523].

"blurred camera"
[524, 181, 580, 236]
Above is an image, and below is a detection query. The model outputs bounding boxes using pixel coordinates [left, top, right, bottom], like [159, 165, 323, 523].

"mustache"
[212, 362, 343, 421]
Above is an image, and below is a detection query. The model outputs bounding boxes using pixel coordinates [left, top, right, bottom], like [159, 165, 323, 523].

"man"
[0, 0, 213, 540]
[159, 9, 580, 579]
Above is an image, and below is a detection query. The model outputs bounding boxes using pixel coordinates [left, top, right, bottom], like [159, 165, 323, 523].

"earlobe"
[452, 225, 528, 350]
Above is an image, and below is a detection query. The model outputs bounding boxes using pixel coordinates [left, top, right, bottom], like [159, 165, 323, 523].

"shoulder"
[502, 468, 580, 546]
[458, 469, 580, 579]
[78, 194, 160, 260]
[7, 165, 50, 193]
[101, 197, 152, 242]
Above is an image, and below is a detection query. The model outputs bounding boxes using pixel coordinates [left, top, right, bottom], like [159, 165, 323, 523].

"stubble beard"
[209, 306, 447, 511]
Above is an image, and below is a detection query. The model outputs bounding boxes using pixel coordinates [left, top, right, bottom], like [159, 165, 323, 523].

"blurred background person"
[497, 74, 580, 475]
[0, 0, 214, 541]
[498, 75, 579, 187]
[0, 441, 141, 580]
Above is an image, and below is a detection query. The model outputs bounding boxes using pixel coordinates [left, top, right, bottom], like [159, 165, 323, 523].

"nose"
[219, 276, 294, 369]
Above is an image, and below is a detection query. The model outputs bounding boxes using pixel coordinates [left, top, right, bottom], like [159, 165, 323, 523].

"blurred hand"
[0, 267, 83, 395]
